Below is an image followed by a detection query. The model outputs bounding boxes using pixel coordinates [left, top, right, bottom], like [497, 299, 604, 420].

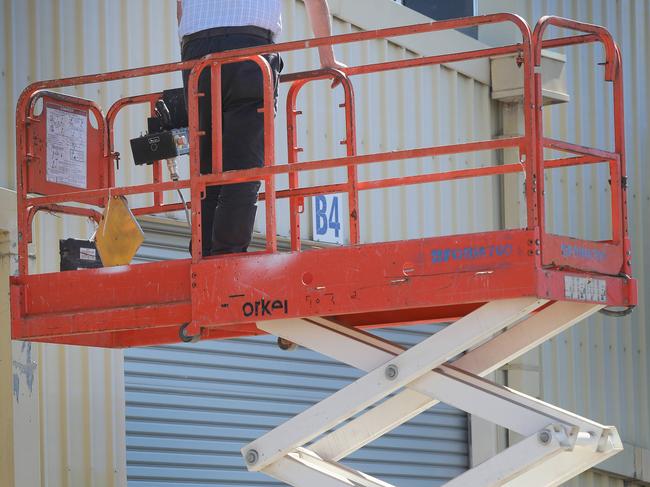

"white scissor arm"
[243, 298, 621, 487]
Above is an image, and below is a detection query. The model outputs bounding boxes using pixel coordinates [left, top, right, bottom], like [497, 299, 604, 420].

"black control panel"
[130, 88, 190, 165]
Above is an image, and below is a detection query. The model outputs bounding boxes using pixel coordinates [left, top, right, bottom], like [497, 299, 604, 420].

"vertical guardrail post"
[339, 74, 359, 245]
[15, 92, 31, 276]
[210, 63, 224, 175]
[187, 63, 204, 263]
[612, 46, 632, 276]
[286, 81, 305, 251]
[255, 56, 278, 253]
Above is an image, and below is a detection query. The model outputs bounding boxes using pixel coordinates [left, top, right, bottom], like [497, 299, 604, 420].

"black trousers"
[182, 30, 282, 255]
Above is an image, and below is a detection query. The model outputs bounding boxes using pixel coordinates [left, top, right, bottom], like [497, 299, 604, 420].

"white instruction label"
[79, 247, 96, 261]
[46, 105, 87, 189]
[564, 276, 607, 303]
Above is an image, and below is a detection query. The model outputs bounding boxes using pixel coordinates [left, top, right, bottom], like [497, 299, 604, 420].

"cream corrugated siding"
[1, 0, 184, 204]
[0, 0, 518, 484]
[2, 0, 499, 230]
[1, 0, 184, 485]
[479, 0, 650, 483]
[259, 0, 500, 242]
[573, 471, 646, 487]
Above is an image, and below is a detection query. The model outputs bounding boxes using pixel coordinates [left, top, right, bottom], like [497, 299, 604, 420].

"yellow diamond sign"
[95, 196, 144, 267]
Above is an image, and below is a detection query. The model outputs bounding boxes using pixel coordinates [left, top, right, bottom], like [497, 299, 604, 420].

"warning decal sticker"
[46, 105, 87, 189]
[564, 276, 607, 303]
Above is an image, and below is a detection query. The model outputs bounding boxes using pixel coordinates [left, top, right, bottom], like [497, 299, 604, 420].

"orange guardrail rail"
[10, 14, 636, 348]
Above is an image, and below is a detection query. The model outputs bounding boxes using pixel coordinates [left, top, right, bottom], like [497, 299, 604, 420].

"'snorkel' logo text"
[243, 298, 289, 317]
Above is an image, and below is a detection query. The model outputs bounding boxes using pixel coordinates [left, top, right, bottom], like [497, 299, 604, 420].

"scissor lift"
[10, 14, 637, 486]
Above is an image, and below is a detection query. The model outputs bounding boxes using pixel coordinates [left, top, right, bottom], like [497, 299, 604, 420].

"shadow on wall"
[400, 0, 478, 38]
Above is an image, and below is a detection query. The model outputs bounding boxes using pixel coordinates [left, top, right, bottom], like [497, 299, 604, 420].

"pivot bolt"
[277, 337, 298, 351]
[385, 364, 399, 380]
[245, 449, 259, 465]
[538, 430, 552, 445]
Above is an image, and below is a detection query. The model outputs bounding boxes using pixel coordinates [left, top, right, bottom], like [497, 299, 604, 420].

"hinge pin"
[245, 449, 259, 465]
[538, 429, 552, 445]
[385, 364, 399, 380]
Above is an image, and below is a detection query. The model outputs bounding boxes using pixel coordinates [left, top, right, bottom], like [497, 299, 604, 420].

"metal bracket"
[179, 323, 201, 343]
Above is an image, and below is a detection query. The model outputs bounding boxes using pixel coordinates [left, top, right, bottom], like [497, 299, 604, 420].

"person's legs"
[214, 36, 281, 254]
[211, 47, 271, 253]
[182, 37, 221, 256]
[210, 181, 260, 254]
[182, 33, 281, 255]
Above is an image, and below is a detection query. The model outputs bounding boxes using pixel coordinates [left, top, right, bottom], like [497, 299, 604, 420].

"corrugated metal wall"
[2, 1, 185, 480]
[1, 0, 502, 234]
[266, 0, 501, 243]
[126, 221, 469, 485]
[125, 327, 468, 487]
[1, 0, 498, 485]
[10, 0, 644, 484]
[479, 0, 650, 484]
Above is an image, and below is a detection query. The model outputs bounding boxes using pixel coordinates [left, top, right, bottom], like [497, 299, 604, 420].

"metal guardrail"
[14, 14, 630, 281]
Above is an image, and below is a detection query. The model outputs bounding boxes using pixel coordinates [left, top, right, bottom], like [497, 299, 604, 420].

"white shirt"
[178, 0, 283, 40]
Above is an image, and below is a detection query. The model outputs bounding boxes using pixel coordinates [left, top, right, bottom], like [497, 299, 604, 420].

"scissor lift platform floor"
[10, 229, 636, 348]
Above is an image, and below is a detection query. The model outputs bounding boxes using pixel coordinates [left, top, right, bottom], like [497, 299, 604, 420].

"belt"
[182, 25, 274, 50]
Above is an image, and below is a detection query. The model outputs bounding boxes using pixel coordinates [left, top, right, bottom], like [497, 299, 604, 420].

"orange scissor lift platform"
[9, 14, 637, 486]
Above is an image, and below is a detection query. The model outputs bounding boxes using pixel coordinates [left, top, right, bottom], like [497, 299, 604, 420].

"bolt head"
[277, 337, 298, 351]
[245, 449, 259, 465]
[538, 430, 552, 445]
[385, 364, 399, 380]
